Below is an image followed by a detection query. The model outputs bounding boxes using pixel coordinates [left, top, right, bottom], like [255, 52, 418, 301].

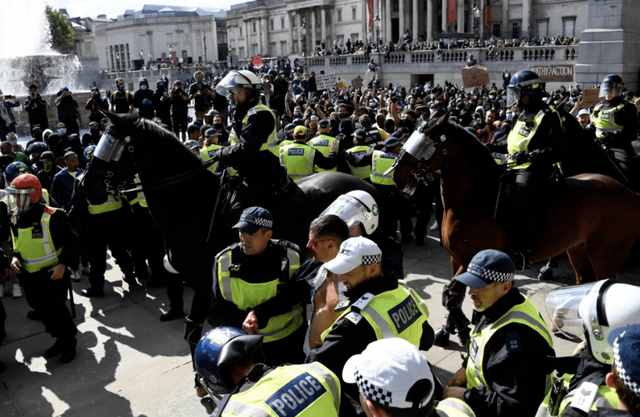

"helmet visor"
[215, 72, 250, 99]
[599, 82, 622, 99]
[506, 86, 521, 108]
[5, 187, 34, 217]
[403, 123, 436, 161]
[544, 282, 599, 340]
[320, 195, 379, 235]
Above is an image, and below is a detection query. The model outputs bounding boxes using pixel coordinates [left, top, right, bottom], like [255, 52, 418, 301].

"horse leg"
[435, 258, 470, 348]
[585, 237, 634, 280]
[566, 244, 595, 285]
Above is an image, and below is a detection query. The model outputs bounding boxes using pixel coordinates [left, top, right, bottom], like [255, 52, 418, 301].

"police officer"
[345, 129, 372, 181]
[307, 237, 433, 404]
[110, 78, 133, 114]
[8, 174, 77, 363]
[343, 338, 476, 417]
[590, 74, 639, 185]
[444, 249, 555, 417]
[601, 325, 640, 417]
[194, 326, 341, 416]
[212, 207, 306, 366]
[279, 126, 335, 182]
[540, 280, 640, 417]
[200, 127, 224, 173]
[308, 119, 339, 172]
[213, 70, 288, 206]
[504, 70, 567, 258]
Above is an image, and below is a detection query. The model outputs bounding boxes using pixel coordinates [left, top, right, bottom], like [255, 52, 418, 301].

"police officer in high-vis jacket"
[505, 70, 568, 255]
[590, 74, 638, 185]
[308, 119, 339, 173]
[307, 237, 433, 408]
[444, 250, 555, 417]
[279, 126, 335, 182]
[8, 174, 77, 363]
[194, 326, 342, 417]
[539, 280, 640, 417]
[212, 70, 289, 206]
[212, 207, 306, 366]
[345, 129, 372, 181]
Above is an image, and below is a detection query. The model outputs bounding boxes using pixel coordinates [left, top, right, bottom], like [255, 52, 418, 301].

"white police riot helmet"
[215, 70, 263, 99]
[545, 279, 640, 364]
[320, 190, 379, 235]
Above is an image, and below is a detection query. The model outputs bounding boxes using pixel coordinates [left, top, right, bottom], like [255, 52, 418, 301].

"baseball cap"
[323, 236, 382, 274]
[609, 324, 640, 398]
[233, 206, 273, 234]
[342, 338, 435, 410]
[204, 127, 222, 138]
[577, 109, 590, 117]
[318, 118, 331, 129]
[383, 136, 402, 149]
[454, 249, 515, 288]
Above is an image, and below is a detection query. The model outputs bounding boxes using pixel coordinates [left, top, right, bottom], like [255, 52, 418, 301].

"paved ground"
[0, 234, 611, 417]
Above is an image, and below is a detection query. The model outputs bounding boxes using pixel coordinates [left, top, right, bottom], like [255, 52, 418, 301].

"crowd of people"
[0, 55, 640, 417]
[313, 34, 578, 56]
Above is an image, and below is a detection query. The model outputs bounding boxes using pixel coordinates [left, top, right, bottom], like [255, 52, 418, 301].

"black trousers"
[374, 184, 412, 240]
[19, 271, 76, 340]
[87, 209, 135, 289]
[126, 204, 165, 281]
[262, 324, 307, 366]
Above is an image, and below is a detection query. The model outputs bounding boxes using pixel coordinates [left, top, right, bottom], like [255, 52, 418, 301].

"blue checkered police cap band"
[467, 262, 514, 283]
[362, 254, 382, 265]
[355, 370, 393, 407]
[613, 330, 640, 396]
[247, 216, 273, 228]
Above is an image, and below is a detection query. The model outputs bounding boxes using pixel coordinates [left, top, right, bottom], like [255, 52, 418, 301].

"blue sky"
[47, 0, 243, 18]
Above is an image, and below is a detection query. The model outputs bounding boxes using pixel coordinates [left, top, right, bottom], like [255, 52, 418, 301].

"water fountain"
[0, 0, 82, 96]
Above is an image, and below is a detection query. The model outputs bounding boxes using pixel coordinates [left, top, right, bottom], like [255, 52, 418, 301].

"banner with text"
[530, 64, 574, 82]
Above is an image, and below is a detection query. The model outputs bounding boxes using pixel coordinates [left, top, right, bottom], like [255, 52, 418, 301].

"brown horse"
[393, 115, 640, 284]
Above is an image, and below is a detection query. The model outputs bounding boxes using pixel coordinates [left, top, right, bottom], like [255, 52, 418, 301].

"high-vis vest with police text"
[222, 362, 341, 417]
[279, 142, 316, 182]
[12, 207, 63, 273]
[507, 110, 549, 170]
[370, 150, 396, 186]
[592, 103, 625, 141]
[346, 145, 372, 180]
[308, 135, 338, 173]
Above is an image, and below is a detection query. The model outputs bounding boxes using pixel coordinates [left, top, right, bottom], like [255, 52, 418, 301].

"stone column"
[457, 0, 464, 33]
[399, 0, 405, 40]
[412, 0, 419, 42]
[427, 0, 434, 41]
[321, 8, 327, 46]
[441, 0, 447, 33]
[243, 20, 249, 57]
[522, 0, 531, 38]
[479, 0, 485, 39]
[363, 0, 369, 41]
[288, 12, 294, 54]
[297, 12, 303, 54]
[502, 0, 509, 38]
[311, 8, 317, 51]
[385, 0, 392, 42]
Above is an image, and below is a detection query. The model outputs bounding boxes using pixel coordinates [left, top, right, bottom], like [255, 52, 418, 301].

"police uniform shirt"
[212, 241, 301, 330]
[12, 204, 77, 272]
[463, 288, 556, 417]
[306, 276, 434, 405]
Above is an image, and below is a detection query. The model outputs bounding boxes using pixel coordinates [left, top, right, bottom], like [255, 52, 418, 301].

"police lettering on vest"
[389, 296, 421, 333]
[266, 372, 326, 417]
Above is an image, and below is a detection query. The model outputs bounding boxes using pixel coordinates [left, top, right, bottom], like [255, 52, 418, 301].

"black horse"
[82, 113, 381, 338]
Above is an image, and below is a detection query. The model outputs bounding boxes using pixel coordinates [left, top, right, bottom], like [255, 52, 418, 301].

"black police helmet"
[507, 70, 545, 108]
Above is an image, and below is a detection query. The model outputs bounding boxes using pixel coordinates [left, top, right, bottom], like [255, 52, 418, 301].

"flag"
[368, 0, 374, 31]
[448, 0, 457, 26]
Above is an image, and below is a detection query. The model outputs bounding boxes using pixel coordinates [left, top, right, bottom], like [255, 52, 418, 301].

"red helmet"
[10, 173, 43, 204]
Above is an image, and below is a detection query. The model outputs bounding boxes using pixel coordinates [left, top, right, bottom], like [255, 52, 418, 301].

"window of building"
[269, 42, 276, 55]
[337, 9, 342, 22]
[562, 16, 577, 37]
[239, 46, 245, 58]
[536, 18, 549, 38]
[281, 16, 285, 29]
[270, 19, 274, 30]
[492, 24, 501, 37]
[352, 7, 357, 21]
[253, 21, 257, 33]
[511, 20, 521, 38]
[280, 40, 287, 55]
[239, 26, 243, 37]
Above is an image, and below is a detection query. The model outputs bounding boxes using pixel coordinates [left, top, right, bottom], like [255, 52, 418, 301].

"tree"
[46, 6, 75, 54]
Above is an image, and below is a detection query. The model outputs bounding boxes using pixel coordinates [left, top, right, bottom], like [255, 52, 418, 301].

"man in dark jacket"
[23, 84, 49, 130]
[444, 249, 555, 417]
[0, 91, 20, 140]
[85, 87, 109, 123]
[51, 151, 82, 211]
[55, 88, 80, 135]
[133, 78, 155, 115]
[188, 70, 213, 121]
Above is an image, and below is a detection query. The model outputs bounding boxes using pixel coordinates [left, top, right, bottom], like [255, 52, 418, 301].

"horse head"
[393, 113, 452, 193]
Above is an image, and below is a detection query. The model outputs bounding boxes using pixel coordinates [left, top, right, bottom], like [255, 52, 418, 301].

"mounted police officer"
[213, 70, 289, 207]
[590, 74, 638, 186]
[307, 237, 433, 410]
[279, 126, 335, 182]
[211, 207, 306, 366]
[194, 326, 342, 416]
[444, 250, 555, 417]
[504, 70, 568, 262]
[540, 280, 640, 417]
